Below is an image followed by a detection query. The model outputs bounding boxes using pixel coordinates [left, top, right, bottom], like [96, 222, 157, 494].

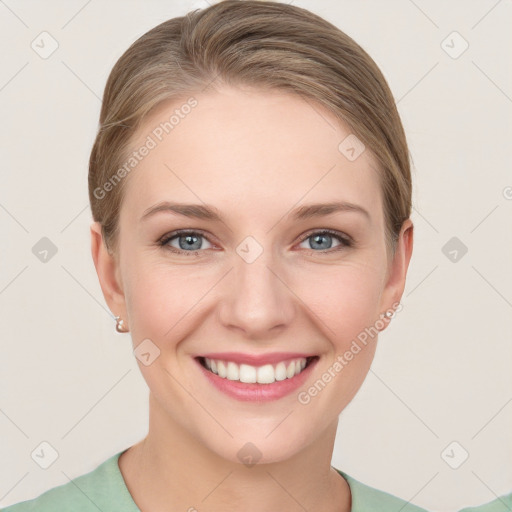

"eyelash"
[157, 229, 353, 256]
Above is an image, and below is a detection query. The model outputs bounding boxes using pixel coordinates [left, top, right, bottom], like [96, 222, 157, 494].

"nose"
[218, 247, 295, 339]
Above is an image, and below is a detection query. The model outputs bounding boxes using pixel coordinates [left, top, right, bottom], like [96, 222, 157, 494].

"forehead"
[121, 86, 382, 225]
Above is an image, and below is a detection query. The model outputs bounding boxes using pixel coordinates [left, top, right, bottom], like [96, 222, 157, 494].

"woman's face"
[92, 85, 413, 464]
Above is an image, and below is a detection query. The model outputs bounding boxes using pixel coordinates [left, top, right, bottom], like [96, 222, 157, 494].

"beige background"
[0, 1, 511, 510]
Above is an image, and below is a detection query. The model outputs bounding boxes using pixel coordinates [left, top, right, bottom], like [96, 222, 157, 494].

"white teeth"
[257, 364, 275, 384]
[286, 361, 295, 379]
[239, 364, 257, 383]
[275, 362, 287, 381]
[217, 360, 227, 378]
[226, 362, 239, 381]
[202, 357, 310, 384]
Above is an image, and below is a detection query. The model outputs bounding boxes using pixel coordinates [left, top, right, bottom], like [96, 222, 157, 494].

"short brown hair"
[89, 0, 411, 258]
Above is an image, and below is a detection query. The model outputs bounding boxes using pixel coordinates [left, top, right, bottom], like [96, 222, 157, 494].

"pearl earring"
[114, 315, 129, 333]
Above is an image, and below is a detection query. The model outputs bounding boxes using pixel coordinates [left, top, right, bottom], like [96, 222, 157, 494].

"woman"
[3, 1, 510, 511]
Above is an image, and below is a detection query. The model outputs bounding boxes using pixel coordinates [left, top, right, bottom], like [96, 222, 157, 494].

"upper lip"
[197, 352, 316, 366]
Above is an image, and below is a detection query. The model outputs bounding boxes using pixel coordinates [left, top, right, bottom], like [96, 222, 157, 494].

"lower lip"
[195, 357, 318, 402]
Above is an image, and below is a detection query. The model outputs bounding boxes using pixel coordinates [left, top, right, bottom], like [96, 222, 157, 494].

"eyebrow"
[140, 200, 370, 222]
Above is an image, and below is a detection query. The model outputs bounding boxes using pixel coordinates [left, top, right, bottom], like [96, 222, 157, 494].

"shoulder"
[457, 492, 512, 512]
[336, 468, 512, 512]
[336, 468, 430, 511]
[1, 450, 137, 512]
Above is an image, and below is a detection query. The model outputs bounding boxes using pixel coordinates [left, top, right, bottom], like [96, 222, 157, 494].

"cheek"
[123, 255, 212, 341]
[290, 265, 384, 413]
[290, 260, 384, 345]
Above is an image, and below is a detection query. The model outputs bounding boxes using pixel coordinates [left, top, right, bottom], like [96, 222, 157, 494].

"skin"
[91, 85, 413, 512]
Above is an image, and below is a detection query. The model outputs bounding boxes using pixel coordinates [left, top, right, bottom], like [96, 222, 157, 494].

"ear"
[377, 218, 414, 330]
[90, 222, 128, 328]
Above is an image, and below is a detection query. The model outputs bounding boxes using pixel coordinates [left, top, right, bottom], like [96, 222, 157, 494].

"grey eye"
[299, 232, 343, 251]
[166, 232, 213, 252]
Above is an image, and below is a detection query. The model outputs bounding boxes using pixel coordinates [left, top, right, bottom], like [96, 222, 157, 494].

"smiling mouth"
[197, 356, 319, 384]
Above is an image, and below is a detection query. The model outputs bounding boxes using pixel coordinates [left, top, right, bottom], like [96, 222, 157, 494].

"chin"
[204, 421, 316, 467]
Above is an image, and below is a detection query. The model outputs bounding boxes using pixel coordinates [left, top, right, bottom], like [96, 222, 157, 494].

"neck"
[118, 394, 351, 512]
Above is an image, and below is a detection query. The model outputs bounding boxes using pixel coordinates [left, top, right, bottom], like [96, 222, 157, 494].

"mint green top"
[2, 450, 510, 511]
